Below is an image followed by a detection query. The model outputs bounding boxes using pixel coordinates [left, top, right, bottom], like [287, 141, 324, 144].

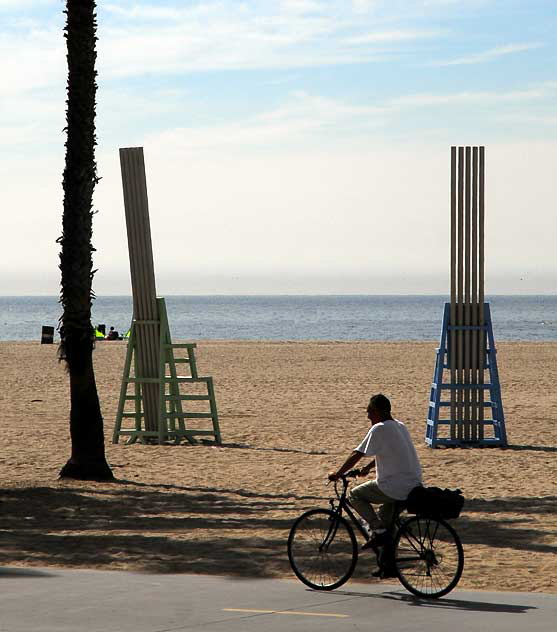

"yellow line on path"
[222, 608, 349, 618]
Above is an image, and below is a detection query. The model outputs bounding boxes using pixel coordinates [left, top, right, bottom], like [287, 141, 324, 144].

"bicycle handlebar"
[329, 469, 362, 499]
[328, 469, 360, 486]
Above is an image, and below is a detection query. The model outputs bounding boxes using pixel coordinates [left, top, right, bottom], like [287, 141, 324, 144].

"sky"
[1, 0, 556, 295]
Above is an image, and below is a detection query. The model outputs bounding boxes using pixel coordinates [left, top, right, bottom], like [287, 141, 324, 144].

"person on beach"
[106, 326, 120, 340]
[328, 394, 422, 553]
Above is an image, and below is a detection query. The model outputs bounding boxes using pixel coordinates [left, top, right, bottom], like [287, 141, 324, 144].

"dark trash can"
[41, 326, 54, 344]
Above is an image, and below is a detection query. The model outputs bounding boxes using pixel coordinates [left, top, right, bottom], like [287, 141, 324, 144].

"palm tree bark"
[58, 0, 113, 481]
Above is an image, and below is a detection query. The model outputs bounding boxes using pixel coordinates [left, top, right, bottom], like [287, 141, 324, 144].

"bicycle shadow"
[0, 567, 56, 579]
[331, 589, 537, 614]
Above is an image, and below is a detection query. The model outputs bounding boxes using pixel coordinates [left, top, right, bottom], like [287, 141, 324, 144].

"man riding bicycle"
[288, 393, 462, 595]
[328, 394, 423, 565]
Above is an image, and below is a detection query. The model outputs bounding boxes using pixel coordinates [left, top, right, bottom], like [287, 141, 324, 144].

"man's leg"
[378, 501, 396, 530]
[349, 481, 395, 531]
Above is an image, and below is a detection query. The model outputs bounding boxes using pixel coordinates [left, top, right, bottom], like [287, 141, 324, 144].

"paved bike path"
[0, 567, 554, 632]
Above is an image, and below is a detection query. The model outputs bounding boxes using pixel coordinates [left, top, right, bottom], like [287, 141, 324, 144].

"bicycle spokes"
[319, 514, 342, 552]
[393, 516, 464, 598]
[288, 509, 358, 591]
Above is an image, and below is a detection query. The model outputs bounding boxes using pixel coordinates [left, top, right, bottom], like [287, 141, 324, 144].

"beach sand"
[0, 340, 555, 593]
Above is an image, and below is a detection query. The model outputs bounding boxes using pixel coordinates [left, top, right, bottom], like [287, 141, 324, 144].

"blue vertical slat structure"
[426, 302, 507, 447]
[426, 305, 449, 446]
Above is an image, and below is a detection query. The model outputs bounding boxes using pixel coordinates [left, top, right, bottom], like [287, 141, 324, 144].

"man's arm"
[328, 450, 363, 481]
[359, 459, 375, 476]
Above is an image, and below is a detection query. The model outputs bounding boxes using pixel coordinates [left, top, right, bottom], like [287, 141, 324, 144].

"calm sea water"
[0, 295, 555, 342]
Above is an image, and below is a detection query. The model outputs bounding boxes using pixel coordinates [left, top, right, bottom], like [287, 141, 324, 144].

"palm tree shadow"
[112, 478, 325, 501]
[0, 485, 306, 576]
[203, 440, 328, 455]
[0, 485, 554, 582]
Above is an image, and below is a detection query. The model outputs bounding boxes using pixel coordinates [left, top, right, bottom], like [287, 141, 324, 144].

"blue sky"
[1, 1, 556, 294]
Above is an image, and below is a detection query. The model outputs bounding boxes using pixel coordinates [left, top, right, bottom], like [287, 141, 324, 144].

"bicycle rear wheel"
[393, 516, 464, 598]
[288, 508, 358, 590]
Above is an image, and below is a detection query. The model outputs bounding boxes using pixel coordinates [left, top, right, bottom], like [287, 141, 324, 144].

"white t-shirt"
[355, 419, 422, 500]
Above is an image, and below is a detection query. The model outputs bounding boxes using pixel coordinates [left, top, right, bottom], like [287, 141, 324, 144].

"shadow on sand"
[0, 483, 555, 578]
[503, 444, 557, 454]
[0, 566, 56, 578]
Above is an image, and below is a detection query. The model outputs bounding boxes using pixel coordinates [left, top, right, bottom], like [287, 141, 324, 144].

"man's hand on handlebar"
[328, 450, 364, 483]
[328, 468, 361, 482]
[360, 460, 375, 477]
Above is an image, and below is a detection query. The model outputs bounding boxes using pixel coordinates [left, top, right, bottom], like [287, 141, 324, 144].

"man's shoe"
[372, 566, 398, 579]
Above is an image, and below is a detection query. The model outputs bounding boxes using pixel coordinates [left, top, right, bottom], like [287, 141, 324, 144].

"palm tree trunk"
[58, 0, 113, 481]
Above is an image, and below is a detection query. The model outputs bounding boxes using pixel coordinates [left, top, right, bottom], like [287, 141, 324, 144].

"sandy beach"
[0, 339, 555, 593]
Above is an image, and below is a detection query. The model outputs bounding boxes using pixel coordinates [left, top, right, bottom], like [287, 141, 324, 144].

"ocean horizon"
[0, 294, 556, 342]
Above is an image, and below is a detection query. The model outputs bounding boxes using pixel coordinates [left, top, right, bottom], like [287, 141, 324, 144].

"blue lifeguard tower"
[426, 147, 507, 448]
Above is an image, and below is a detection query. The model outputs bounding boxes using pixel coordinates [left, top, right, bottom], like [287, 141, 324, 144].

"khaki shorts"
[349, 480, 396, 530]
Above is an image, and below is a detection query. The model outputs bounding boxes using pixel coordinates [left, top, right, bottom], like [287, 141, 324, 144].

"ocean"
[0, 295, 556, 342]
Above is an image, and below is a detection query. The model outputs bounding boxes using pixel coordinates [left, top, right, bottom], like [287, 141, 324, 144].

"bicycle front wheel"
[287, 508, 358, 590]
[393, 516, 464, 599]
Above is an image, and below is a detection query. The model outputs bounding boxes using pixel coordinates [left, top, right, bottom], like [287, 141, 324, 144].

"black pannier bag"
[405, 486, 465, 520]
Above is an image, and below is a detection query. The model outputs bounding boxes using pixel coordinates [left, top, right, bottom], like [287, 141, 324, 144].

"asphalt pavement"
[0, 567, 555, 632]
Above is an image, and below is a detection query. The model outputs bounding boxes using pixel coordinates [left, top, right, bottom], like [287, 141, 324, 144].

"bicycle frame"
[328, 475, 405, 542]
[328, 479, 369, 540]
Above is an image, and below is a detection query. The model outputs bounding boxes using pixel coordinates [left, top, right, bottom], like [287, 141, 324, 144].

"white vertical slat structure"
[120, 147, 160, 433]
[452, 145, 484, 441]
[464, 147, 472, 441]
[456, 146, 465, 441]
[449, 147, 457, 442]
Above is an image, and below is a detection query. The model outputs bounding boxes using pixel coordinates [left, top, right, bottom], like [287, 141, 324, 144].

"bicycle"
[287, 469, 464, 599]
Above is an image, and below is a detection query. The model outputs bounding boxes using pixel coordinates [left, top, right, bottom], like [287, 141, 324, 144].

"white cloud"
[280, 0, 324, 13]
[351, 0, 376, 13]
[494, 112, 557, 127]
[0, 0, 56, 8]
[258, 92, 386, 121]
[0, 1, 385, 108]
[4, 79, 557, 161]
[135, 92, 391, 156]
[125, 85, 556, 162]
[344, 29, 445, 45]
[433, 42, 544, 66]
[0, 27, 65, 99]
[390, 88, 548, 108]
[94, 1, 446, 79]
